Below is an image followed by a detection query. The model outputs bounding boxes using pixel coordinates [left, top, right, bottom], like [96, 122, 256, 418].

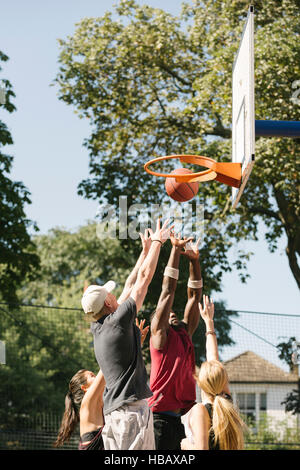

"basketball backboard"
[232, 5, 255, 208]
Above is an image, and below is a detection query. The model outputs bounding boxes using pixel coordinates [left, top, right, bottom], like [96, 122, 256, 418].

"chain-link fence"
[0, 302, 299, 450]
[0, 413, 78, 450]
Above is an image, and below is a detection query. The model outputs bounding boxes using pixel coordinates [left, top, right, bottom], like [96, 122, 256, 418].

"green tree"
[0, 223, 236, 443]
[55, 0, 300, 290]
[0, 51, 39, 303]
[0, 302, 94, 429]
[19, 223, 135, 307]
[0, 223, 125, 433]
[277, 336, 300, 415]
[18, 223, 236, 363]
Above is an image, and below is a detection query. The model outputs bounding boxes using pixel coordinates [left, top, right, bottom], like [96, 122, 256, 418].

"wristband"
[164, 266, 179, 280]
[187, 278, 203, 289]
[152, 239, 163, 245]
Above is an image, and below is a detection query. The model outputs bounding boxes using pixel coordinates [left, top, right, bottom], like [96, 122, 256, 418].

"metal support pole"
[255, 120, 300, 138]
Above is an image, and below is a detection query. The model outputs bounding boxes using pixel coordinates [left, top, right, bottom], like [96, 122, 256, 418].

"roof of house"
[224, 351, 298, 383]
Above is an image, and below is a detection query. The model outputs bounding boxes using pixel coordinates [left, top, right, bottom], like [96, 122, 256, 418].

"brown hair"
[53, 369, 88, 447]
[197, 360, 246, 450]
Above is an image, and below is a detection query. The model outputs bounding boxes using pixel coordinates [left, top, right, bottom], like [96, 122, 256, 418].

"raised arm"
[199, 295, 219, 362]
[130, 219, 172, 313]
[80, 370, 106, 434]
[199, 295, 231, 395]
[151, 233, 192, 350]
[117, 229, 151, 304]
[181, 238, 202, 337]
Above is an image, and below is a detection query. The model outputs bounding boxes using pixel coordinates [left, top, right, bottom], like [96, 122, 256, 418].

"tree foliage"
[281, 381, 300, 415]
[0, 222, 128, 427]
[0, 50, 40, 303]
[0, 222, 237, 429]
[19, 223, 133, 307]
[277, 336, 300, 415]
[55, 0, 300, 289]
[18, 223, 237, 364]
[0, 302, 94, 426]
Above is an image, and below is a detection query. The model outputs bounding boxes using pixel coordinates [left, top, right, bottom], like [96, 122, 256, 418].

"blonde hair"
[197, 360, 246, 450]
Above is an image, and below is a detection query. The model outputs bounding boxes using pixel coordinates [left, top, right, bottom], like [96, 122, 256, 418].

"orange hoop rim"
[144, 154, 218, 182]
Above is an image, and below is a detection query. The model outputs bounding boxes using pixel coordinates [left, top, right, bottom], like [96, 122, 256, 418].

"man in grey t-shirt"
[81, 220, 172, 450]
[91, 297, 151, 415]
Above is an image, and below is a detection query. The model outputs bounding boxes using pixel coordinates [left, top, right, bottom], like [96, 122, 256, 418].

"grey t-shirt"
[91, 297, 152, 415]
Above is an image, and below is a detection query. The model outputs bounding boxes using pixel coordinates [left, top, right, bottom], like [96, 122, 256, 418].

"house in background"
[224, 350, 299, 432]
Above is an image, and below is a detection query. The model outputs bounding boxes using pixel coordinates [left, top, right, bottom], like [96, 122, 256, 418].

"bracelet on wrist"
[205, 330, 216, 336]
[152, 239, 163, 245]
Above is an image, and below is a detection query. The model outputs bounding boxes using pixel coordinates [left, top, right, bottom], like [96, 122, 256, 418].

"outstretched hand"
[181, 237, 201, 260]
[170, 231, 194, 249]
[136, 318, 150, 345]
[199, 295, 214, 323]
[148, 219, 174, 245]
[139, 229, 151, 255]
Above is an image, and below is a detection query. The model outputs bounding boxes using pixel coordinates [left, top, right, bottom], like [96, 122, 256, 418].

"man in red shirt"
[148, 232, 202, 450]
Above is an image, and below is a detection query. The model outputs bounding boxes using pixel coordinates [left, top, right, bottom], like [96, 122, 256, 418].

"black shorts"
[153, 412, 186, 451]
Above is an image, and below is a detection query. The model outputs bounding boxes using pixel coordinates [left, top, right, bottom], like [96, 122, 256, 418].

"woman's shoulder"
[190, 402, 210, 422]
[188, 402, 211, 439]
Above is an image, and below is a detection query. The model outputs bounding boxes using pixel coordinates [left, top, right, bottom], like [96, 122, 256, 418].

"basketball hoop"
[144, 155, 242, 188]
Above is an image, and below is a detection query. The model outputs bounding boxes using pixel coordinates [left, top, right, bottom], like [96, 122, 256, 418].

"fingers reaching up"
[170, 231, 194, 249]
[199, 295, 214, 322]
[136, 318, 150, 345]
[139, 229, 152, 254]
[148, 218, 174, 245]
[181, 237, 201, 260]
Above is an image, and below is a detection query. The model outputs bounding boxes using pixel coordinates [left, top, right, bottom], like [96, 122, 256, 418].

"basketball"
[165, 168, 199, 202]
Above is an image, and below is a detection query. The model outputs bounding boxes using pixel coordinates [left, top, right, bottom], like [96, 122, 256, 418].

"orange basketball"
[165, 168, 199, 202]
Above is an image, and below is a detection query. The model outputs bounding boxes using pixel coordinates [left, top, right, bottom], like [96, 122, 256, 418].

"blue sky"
[1, 0, 299, 330]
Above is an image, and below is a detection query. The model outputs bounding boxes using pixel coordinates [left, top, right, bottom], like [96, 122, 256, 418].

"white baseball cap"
[81, 281, 116, 320]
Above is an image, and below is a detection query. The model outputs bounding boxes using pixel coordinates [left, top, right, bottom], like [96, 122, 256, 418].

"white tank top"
[181, 407, 195, 444]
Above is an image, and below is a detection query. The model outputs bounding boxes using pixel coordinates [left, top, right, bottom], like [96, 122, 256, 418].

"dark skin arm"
[181, 239, 202, 337]
[151, 233, 192, 350]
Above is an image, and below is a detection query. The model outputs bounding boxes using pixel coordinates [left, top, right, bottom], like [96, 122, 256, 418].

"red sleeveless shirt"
[147, 326, 196, 413]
